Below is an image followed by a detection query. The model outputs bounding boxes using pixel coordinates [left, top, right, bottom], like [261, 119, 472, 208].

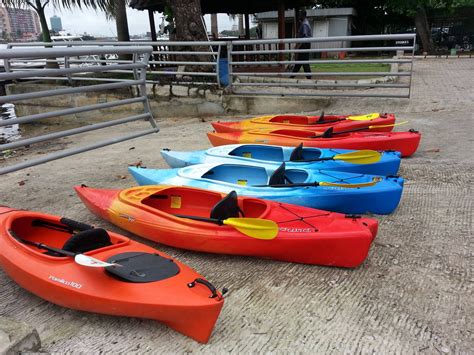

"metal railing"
[227, 34, 416, 98]
[0, 46, 159, 175]
[6, 40, 226, 87]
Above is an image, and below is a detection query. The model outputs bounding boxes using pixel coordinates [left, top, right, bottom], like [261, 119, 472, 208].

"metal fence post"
[227, 41, 233, 92]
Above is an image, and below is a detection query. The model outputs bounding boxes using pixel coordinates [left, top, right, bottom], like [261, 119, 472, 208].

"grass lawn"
[310, 62, 390, 72]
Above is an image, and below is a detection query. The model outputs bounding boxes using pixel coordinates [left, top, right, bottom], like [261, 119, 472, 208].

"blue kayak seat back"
[210, 191, 244, 220]
[269, 163, 287, 185]
[289, 143, 304, 161]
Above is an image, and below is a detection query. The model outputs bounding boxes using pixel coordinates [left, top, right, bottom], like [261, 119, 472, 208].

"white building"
[255, 8, 356, 50]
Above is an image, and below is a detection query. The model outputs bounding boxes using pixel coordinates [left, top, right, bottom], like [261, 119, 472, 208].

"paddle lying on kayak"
[75, 185, 379, 267]
[313, 121, 409, 138]
[10, 231, 117, 268]
[290, 144, 381, 164]
[311, 112, 381, 124]
[174, 214, 278, 240]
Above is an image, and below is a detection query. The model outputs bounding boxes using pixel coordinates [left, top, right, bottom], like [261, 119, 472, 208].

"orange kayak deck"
[211, 113, 396, 133]
[0, 207, 224, 343]
[75, 185, 378, 268]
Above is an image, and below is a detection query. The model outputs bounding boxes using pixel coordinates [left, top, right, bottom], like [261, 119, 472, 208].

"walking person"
[291, 10, 312, 79]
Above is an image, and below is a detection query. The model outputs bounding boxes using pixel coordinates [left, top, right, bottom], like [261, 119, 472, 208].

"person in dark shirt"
[291, 10, 312, 79]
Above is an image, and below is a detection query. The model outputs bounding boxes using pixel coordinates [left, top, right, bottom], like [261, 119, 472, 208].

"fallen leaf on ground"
[117, 175, 127, 180]
[18, 180, 27, 186]
[424, 148, 440, 153]
[128, 160, 143, 167]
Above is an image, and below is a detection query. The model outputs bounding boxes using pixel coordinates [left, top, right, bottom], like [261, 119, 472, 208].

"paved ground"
[0, 59, 472, 353]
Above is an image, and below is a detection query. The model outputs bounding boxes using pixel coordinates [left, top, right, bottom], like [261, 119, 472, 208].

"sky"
[43, 4, 234, 37]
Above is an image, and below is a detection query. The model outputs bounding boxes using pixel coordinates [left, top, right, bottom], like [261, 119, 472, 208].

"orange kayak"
[207, 128, 421, 157]
[0, 206, 224, 343]
[212, 113, 396, 133]
[75, 185, 378, 268]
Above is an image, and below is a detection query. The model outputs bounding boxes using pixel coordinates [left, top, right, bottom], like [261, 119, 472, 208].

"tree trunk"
[211, 14, 218, 39]
[35, 4, 51, 42]
[238, 14, 244, 37]
[415, 6, 433, 53]
[168, 0, 207, 42]
[115, 0, 130, 42]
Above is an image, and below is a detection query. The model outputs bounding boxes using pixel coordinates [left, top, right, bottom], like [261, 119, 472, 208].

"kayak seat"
[289, 143, 304, 161]
[62, 228, 112, 254]
[105, 252, 180, 283]
[269, 163, 293, 185]
[210, 191, 244, 220]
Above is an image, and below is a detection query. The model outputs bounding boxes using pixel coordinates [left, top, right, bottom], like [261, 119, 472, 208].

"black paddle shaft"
[253, 182, 320, 188]
[173, 214, 224, 225]
[8, 229, 75, 257]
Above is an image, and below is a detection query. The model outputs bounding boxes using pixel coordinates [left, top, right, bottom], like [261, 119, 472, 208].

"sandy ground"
[0, 59, 473, 353]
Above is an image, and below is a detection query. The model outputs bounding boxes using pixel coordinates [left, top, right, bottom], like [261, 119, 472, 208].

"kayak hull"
[75, 185, 378, 268]
[160, 145, 402, 176]
[0, 207, 224, 343]
[211, 113, 396, 133]
[128, 165, 404, 215]
[207, 129, 421, 158]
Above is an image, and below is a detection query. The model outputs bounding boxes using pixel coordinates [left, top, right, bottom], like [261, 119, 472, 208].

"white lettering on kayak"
[48, 275, 83, 289]
[279, 227, 314, 233]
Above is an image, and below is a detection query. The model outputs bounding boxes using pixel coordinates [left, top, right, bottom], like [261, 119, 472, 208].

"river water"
[0, 104, 20, 145]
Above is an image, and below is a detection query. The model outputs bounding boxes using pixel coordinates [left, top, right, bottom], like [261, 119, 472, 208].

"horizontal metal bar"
[150, 51, 217, 56]
[232, 34, 416, 45]
[231, 59, 412, 65]
[7, 40, 226, 47]
[0, 80, 143, 103]
[1, 113, 151, 151]
[0, 63, 145, 81]
[231, 46, 414, 55]
[148, 71, 218, 76]
[152, 61, 215, 66]
[0, 97, 146, 127]
[67, 59, 133, 64]
[234, 72, 410, 77]
[0, 46, 153, 59]
[232, 91, 410, 98]
[0, 128, 159, 175]
[232, 82, 411, 88]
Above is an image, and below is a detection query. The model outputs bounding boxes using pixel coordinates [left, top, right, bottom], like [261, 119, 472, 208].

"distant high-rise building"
[50, 15, 62, 32]
[0, 6, 41, 39]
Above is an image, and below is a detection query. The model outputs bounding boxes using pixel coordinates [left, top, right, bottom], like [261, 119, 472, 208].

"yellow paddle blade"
[223, 218, 279, 240]
[333, 150, 382, 164]
[347, 113, 380, 121]
[368, 120, 409, 129]
[319, 177, 382, 189]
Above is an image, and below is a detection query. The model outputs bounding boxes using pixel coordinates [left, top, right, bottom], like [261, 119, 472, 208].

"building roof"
[129, 0, 314, 14]
[256, 7, 356, 21]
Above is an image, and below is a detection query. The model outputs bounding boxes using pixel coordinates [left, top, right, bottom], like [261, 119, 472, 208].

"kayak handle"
[188, 278, 224, 299]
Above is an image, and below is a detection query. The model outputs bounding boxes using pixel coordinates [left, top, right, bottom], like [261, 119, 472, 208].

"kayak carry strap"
[188, 278, 228, 299]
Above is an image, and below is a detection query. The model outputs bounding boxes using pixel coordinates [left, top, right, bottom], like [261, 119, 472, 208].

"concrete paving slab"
[0, 317, 41, 354]
[0, 58, 472, 353]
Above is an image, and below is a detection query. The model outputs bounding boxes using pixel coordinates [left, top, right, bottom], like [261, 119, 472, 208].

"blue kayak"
[160, 144, 401, 176]
[129, 163, 404, 214]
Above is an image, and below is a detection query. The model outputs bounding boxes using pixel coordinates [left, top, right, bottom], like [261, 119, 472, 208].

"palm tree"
[1, 1, 109, 43]
[103, 0, 130, 42]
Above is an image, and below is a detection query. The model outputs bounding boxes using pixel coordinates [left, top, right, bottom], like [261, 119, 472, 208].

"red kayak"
[212, 112, 396, 133]
[0, 206, 224, 343]
[207, 128, 421, 157]
[75, 185, 378, 268]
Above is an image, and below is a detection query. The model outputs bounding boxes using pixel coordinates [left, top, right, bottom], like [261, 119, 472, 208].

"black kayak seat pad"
[210, 190, 244, 220]
[289, 143, 304, 161]
[62, 228, 112, 254]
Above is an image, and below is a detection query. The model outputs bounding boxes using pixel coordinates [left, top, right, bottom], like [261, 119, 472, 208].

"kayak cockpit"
[141, 186, 268, 219]
[228, 145, 284, 162]
[201, 164, 310, 188]
[267, 115, 312, 124]
[8, 216, 128, 257]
